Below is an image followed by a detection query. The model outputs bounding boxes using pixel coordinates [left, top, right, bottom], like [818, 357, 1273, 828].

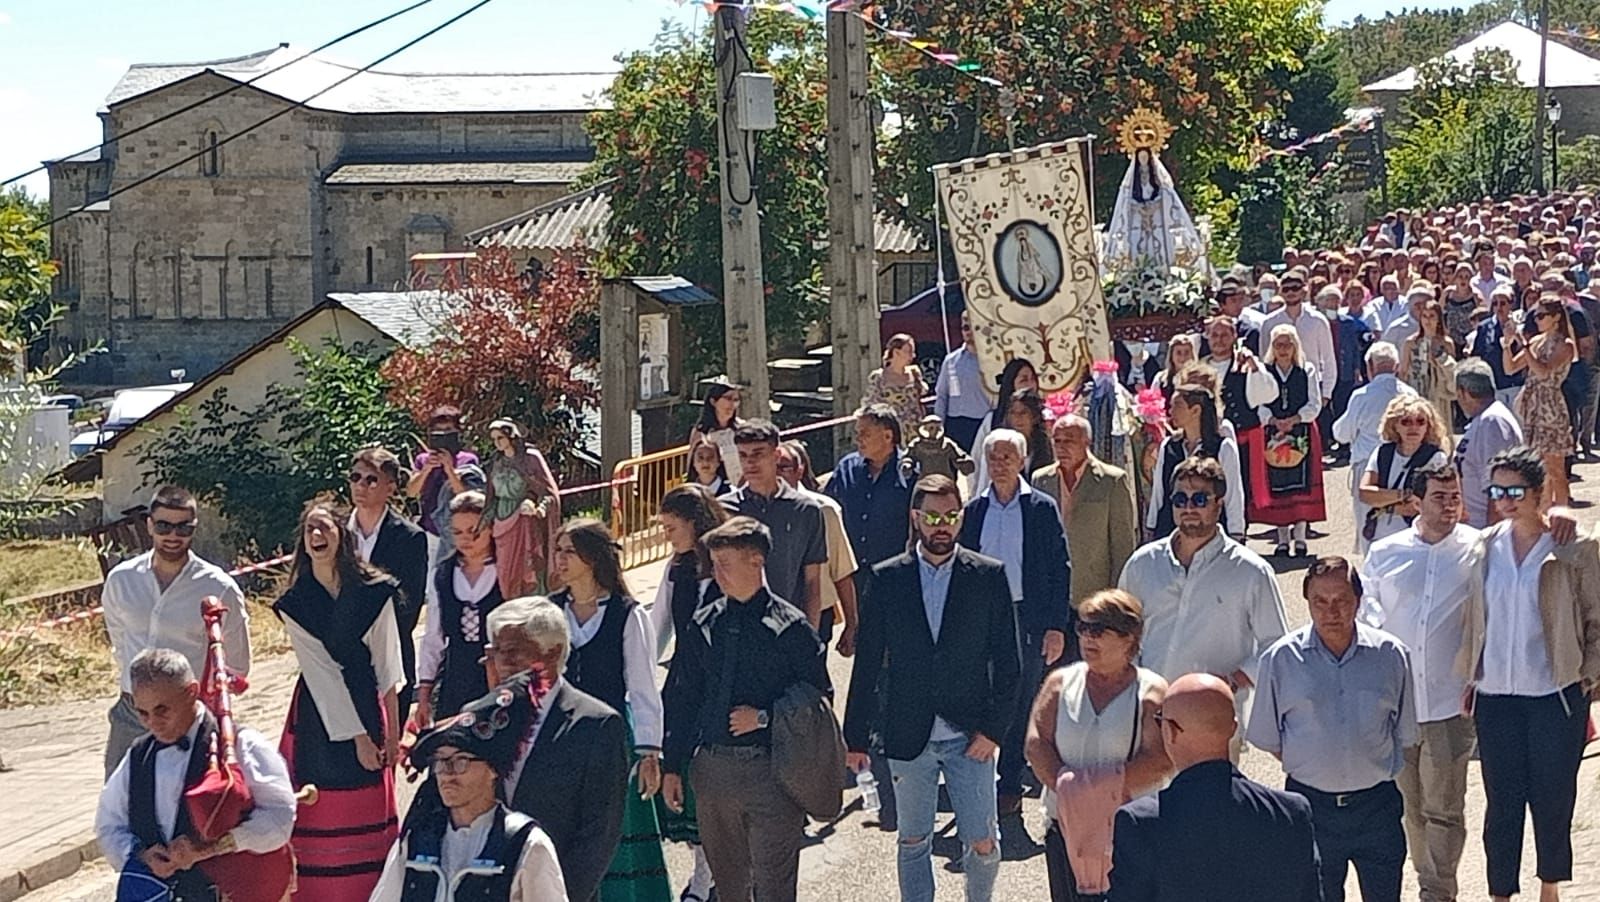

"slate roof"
[105, 45, 616, 114]
[624, 276, 718, 306]
[325, 290, 457, 348]
[1365, 20, 1600, 92]
[469, 182, 932, 255]
[324, 161, 590, 186]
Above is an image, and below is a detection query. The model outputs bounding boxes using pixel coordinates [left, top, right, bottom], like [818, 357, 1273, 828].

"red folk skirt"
[279, 683, 398, 901]
[1243, 423, 1327, 527]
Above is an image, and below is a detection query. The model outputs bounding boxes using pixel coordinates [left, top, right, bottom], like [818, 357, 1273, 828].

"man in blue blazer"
[958, 427, 1073, 817]
[1109, 673, 1323, 902]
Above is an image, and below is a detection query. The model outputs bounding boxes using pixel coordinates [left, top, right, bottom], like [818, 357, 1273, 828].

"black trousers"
[1045, 821, 1108, 902]
[1286, 778, 1404, 902]
[998, 623, 1046, 797]
[1473, 684, 1588, 897]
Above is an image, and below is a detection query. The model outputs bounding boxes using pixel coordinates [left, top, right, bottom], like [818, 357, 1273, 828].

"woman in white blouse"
[1145, 382, 1246, 541]
[1355, 395, 1450, 553]
[274, 495, 406, 901]
[549, 518, 672, 901]
[414, 490, 503, 728]
[1246, 324, 1326, 558]
[1025, 589, 1172, 902]
[1461, 446, 1600, 902]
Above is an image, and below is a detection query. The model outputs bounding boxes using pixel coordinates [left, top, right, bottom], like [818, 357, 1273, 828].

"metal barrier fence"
[607, 412, 863, 570]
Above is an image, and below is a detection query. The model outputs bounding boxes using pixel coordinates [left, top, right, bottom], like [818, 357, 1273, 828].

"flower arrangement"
[1101, 261, 1211, 321]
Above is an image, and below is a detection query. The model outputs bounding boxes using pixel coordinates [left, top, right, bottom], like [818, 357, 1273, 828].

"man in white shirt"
[1332, 342, 1417, 539]
[1262, 268, 1336, 405]
[96, 649, 296, 900]
[1360, 464, 1477, 902]
[1119, 456, 1288, 754]
[1364, 275, 1408, 336]
[102, 485, 250, 777]
[1471, 247, 1510, 305]
[1381, 283, 1433, 346]
[1453, 360, 1524, 529]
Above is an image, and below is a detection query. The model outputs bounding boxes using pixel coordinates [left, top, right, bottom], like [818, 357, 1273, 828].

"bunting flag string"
[1247, 108, 1380, 166]
[681, 0, 1013, 93]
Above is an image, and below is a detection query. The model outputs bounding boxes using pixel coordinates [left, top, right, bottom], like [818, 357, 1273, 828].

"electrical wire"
[44, 0, 499, 230]
[715, 4, 757, 206]
[3, 0, 439, 189]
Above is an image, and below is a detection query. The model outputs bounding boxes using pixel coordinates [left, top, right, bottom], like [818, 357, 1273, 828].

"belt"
[1287, 778, 1394, 809]
[699, 744, 770, 760]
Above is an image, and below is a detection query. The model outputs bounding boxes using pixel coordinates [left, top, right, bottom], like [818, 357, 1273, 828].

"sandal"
[1274, 543, 1289, 558]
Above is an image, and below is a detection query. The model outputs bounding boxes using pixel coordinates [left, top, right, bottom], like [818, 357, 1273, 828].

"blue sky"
[1, 0, 1475, 199]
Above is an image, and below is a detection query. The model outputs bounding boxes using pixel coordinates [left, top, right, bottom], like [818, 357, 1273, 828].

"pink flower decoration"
[1135, 387, 1167, 424]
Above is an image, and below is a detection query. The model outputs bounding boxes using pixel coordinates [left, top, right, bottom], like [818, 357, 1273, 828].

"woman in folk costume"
[549, 518, 671, 901]
[650, 485, 729, 902]
[414, 490, 504, 728]
[482, 419, 562, 598]
[1245, 324, 1326, 558]
[274, 495, 407, 900]
[370, 672, 568, 901]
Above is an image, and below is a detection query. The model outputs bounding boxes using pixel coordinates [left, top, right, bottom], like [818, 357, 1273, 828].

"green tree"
[0, 189, 54, 379]
[583, 17, 829, 377]
[136, 338, 415, 554]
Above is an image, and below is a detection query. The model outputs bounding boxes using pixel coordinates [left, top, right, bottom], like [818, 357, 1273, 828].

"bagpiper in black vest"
[434, 556, 506, 718]
[126, 712, 221, 902]
[555, 590, 635, 716]
[399, 804, 539, 902]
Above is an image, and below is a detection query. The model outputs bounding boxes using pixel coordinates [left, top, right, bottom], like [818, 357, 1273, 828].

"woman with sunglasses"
[1356, 396, 1450, 553]
[651, 485, 729, 902]
[1025, 589, 1172, 902]
[273, 494, 406, 901]
[689, 381, 745, 485]
[1504, 295, 1577, 506]
[549, 519, 672, 902]
[1399, 295, 1458, 429]
[413, 491, 503, 729]
[483, 419, 562, 598]
[1460, 446, 1600, 902]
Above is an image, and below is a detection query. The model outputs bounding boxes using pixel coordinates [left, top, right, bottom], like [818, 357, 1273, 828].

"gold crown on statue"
[1116, 108, 1174, 156]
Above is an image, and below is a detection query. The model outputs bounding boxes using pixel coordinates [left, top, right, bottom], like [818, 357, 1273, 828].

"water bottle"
[856, 769, 881, 813]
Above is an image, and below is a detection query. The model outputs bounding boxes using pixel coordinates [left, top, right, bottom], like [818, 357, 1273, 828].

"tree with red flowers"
[380, 246, 600, 465]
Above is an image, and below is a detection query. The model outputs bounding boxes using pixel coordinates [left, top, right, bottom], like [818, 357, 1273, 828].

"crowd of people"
[87, 191, 1600, 902]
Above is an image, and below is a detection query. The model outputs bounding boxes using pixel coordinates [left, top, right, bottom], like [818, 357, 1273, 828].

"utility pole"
[826, 7, 879, 427]
[1533, 0, 1551, 192]
[713, 5, 772, 414]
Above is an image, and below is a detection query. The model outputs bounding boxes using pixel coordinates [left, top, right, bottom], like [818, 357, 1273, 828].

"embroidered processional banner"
[934, 138, 1110, 393]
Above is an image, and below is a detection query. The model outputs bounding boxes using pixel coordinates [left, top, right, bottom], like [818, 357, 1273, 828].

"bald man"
[1031, 415, 1139, 609]
[1108, 674, 1323, 902]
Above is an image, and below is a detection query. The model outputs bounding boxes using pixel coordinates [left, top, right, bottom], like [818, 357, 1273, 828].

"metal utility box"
[734, 72, 777, 131]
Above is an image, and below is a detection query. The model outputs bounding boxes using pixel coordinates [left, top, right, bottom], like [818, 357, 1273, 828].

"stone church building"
[47, 44, 612, 385]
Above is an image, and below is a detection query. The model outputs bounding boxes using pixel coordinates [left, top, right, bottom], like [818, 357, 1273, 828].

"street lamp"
[1547, 96, 1563, 191]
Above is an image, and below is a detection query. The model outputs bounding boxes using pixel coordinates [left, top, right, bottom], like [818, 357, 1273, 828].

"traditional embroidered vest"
[400, 806, 538, 902]
[435, 557, 505, 717]
[126, 713, 220, 902]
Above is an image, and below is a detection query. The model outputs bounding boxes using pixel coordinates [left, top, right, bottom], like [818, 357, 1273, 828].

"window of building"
[201, 130, 221, 177]
[366, 246, 375, 285]
[887, 261, 937, 305]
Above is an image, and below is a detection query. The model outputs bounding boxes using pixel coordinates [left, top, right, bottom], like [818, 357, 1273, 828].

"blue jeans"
[888, 736, 1001, 902]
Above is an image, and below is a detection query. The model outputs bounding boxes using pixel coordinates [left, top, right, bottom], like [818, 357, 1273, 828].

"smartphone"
[428, 431, 462, 456]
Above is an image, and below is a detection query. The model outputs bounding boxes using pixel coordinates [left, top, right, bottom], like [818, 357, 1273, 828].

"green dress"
[600, 716, 672, 901]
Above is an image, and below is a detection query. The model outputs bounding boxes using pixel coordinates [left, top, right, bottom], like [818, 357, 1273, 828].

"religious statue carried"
[1099, 109, 1213, 343]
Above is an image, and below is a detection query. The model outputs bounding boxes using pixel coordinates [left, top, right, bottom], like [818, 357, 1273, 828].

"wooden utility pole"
[1533, 0, 1551, 192]
[713, 5, 772, 415]
[826, 8, 879, 424]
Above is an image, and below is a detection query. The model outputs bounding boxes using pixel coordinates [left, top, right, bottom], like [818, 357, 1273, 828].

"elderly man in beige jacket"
[1031, 414, 1139, 610]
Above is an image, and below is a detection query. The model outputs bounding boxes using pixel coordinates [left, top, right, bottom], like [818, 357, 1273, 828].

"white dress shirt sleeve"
[95, 751, 138, 871]
[1296, 365, 1324, 421]
[623, 604, 665, 750]
[934, 355, 953, 419]
[220, 578, 252, 679]
[418, 593, 445, 682]
[512, 828, 570, 902]
[367, 601, 407, 696]
[101, 571, 134, 684]
[230, 727, 297, 854]
[1221, 438, 1247, 538]
[1144, 436, 1169, 532]
[367, 835, 407, 902]
[1244, 367, 1280, 409]
[1313, 321, 1338, 399]
[648, 575, 674, 660]
[1331, 387, 1361, 445]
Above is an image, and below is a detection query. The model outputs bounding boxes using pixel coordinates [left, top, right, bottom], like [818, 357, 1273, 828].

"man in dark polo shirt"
[723, 420, 829, 630]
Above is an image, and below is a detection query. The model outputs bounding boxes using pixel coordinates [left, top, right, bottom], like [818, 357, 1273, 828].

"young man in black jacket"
[845, 474, 1020, 902]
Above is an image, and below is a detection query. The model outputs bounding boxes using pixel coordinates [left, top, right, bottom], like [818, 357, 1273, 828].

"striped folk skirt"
[600, 715, 672, 902]
[279, 682, 398, 901]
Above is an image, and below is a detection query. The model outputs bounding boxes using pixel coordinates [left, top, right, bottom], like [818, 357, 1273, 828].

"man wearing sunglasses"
[347, 447, 428, 724]
[1118, 456, 1286, 758]
[101, 484, 251, 777]
[845, 474, 1018, 902]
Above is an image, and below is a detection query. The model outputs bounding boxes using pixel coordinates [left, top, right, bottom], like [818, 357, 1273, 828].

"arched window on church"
[201, 130, 222, 177]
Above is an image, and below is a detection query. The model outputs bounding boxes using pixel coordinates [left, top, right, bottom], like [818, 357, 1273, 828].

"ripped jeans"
[888, 735, 1001, 902]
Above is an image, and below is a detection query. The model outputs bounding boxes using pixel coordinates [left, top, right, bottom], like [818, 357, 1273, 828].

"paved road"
[13, 457, 1600, 900]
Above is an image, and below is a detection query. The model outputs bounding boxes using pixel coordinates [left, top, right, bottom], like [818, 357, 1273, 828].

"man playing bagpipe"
[95, 648, 298, 902]
[369, 669, 568, 901]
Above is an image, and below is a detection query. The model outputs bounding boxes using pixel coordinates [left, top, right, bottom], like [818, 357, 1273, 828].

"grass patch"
[0, 595, 289, 709]
[0, 538, 102, 600]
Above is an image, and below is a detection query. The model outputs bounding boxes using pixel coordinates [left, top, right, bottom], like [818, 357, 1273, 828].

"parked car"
[879, 283, 967, 375]
[67, 382, 191, 456]
[42, 393, 85, 411]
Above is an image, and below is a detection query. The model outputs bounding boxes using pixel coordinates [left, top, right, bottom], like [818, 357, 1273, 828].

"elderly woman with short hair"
[1026, 589, 1171, 902]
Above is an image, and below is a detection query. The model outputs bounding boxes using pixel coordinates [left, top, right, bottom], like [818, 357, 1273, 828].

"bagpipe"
[118, 596, 316, 902]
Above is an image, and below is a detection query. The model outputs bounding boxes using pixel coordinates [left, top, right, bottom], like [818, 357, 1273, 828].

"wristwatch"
[755, 710, 770, 730]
